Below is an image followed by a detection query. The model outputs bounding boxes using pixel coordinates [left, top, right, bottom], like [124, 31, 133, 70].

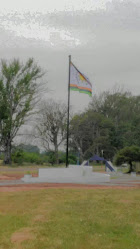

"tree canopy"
[70, 90, 140, 163]
[114, 146, 140, 172]
[0, 58, 44, 164]
[70, 110, 114, 161]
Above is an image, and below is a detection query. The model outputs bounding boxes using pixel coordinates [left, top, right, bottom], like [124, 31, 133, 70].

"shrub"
[12, 149, 24, 164]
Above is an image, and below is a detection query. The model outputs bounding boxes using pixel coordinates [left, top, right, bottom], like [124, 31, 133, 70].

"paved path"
[0, 174, 140, 187]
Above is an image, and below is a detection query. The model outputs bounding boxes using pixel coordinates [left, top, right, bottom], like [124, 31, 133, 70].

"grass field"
[0, 188, 140, 249]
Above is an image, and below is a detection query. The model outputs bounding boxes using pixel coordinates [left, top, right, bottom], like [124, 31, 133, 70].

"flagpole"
[66, 55, 71, 167]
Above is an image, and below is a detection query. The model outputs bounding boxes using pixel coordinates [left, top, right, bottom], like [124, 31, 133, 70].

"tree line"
[0, 58, 139, 172]
[71, 91, 140, 161]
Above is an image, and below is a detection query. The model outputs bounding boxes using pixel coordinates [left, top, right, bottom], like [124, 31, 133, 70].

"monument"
[22, 165, 110, 184]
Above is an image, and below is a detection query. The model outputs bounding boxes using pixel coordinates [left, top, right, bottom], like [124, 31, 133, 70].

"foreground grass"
[0, 188, 140, 249]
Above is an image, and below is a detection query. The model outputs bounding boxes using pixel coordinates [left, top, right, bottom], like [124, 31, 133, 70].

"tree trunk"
[80, 150, 84, 163]
[4, 139, 12, 165]
[128, 161, 133, 173]
[54, 145, 59, 164]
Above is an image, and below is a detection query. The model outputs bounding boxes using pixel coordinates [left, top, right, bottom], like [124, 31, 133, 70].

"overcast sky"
[0, 0, 140, 111]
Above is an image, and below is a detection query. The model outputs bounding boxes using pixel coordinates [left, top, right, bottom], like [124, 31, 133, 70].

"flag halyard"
[70, 62, 92, 97]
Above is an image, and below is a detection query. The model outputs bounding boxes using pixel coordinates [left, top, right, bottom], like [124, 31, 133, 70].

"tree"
[15, 144, 40, 153]
[114, 146, 140, 173]
[89, 90, 140, 150]
[70, 110, 114, 161]
[0, 58, 44, 164]
[35, 99, 67, 164]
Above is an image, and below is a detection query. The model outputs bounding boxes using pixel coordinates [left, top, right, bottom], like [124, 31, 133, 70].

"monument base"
[21, 165, 110, 184]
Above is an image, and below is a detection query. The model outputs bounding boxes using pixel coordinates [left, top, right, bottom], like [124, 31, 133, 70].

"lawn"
[0, 188, 140, 249]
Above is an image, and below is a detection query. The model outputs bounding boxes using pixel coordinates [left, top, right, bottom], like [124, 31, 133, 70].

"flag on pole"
[70, 62, 92, 97]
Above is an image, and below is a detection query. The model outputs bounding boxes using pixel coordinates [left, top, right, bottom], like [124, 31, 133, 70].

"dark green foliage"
[12, 149, 24, 164]
[45, 151, 77, 165]
[69, 90, 140, 163]
[114, 146, 140, 172]
[68, 153, 77, 164]
[47, 151, 56, 165]
[58, 151, 77, 164]
[22, 152, 45, 165]
[16, 144, 40, 153]
[9, 147, 77, 166]
[70, 110, 114, 161]
[89, 91, 140, 150]
[12, 150, 47, 165]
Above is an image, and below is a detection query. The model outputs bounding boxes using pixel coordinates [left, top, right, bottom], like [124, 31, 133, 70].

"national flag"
[70, 62, 92, 97]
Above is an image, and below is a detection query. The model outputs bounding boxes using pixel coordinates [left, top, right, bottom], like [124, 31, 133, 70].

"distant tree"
[89, 90, 140, 150]
[0, 58, 44, 164]
[35, 99, 67, 164]
[114, 146, 140, 173]
[70, 110, 114, 161]
[16, 144, 40, 153]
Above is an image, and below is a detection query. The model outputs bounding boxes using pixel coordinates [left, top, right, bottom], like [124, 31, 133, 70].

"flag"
[70, 62, 92, 97]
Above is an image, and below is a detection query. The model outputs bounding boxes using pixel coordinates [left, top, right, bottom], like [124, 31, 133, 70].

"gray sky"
[0, 0, 140, 111]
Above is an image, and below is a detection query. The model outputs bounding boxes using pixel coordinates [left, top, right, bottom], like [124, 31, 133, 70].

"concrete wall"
[39, 165, 93, 178]
[22, 165, 110, 184]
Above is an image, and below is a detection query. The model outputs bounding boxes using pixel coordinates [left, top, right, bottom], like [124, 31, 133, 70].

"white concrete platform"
[21, 165, 110, 184]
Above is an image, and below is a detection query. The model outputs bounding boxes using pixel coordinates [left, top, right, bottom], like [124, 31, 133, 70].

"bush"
[58, 152, 77, 164]
[23, 152, 45, 165]
[47, 152, 56, 165]
[11, 149, 47, 165]
[11, 149, 77, 166]
[12, 149, 24, 164]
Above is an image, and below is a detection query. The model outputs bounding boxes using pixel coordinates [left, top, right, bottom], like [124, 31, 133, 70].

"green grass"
[0, 188, 140, 249]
